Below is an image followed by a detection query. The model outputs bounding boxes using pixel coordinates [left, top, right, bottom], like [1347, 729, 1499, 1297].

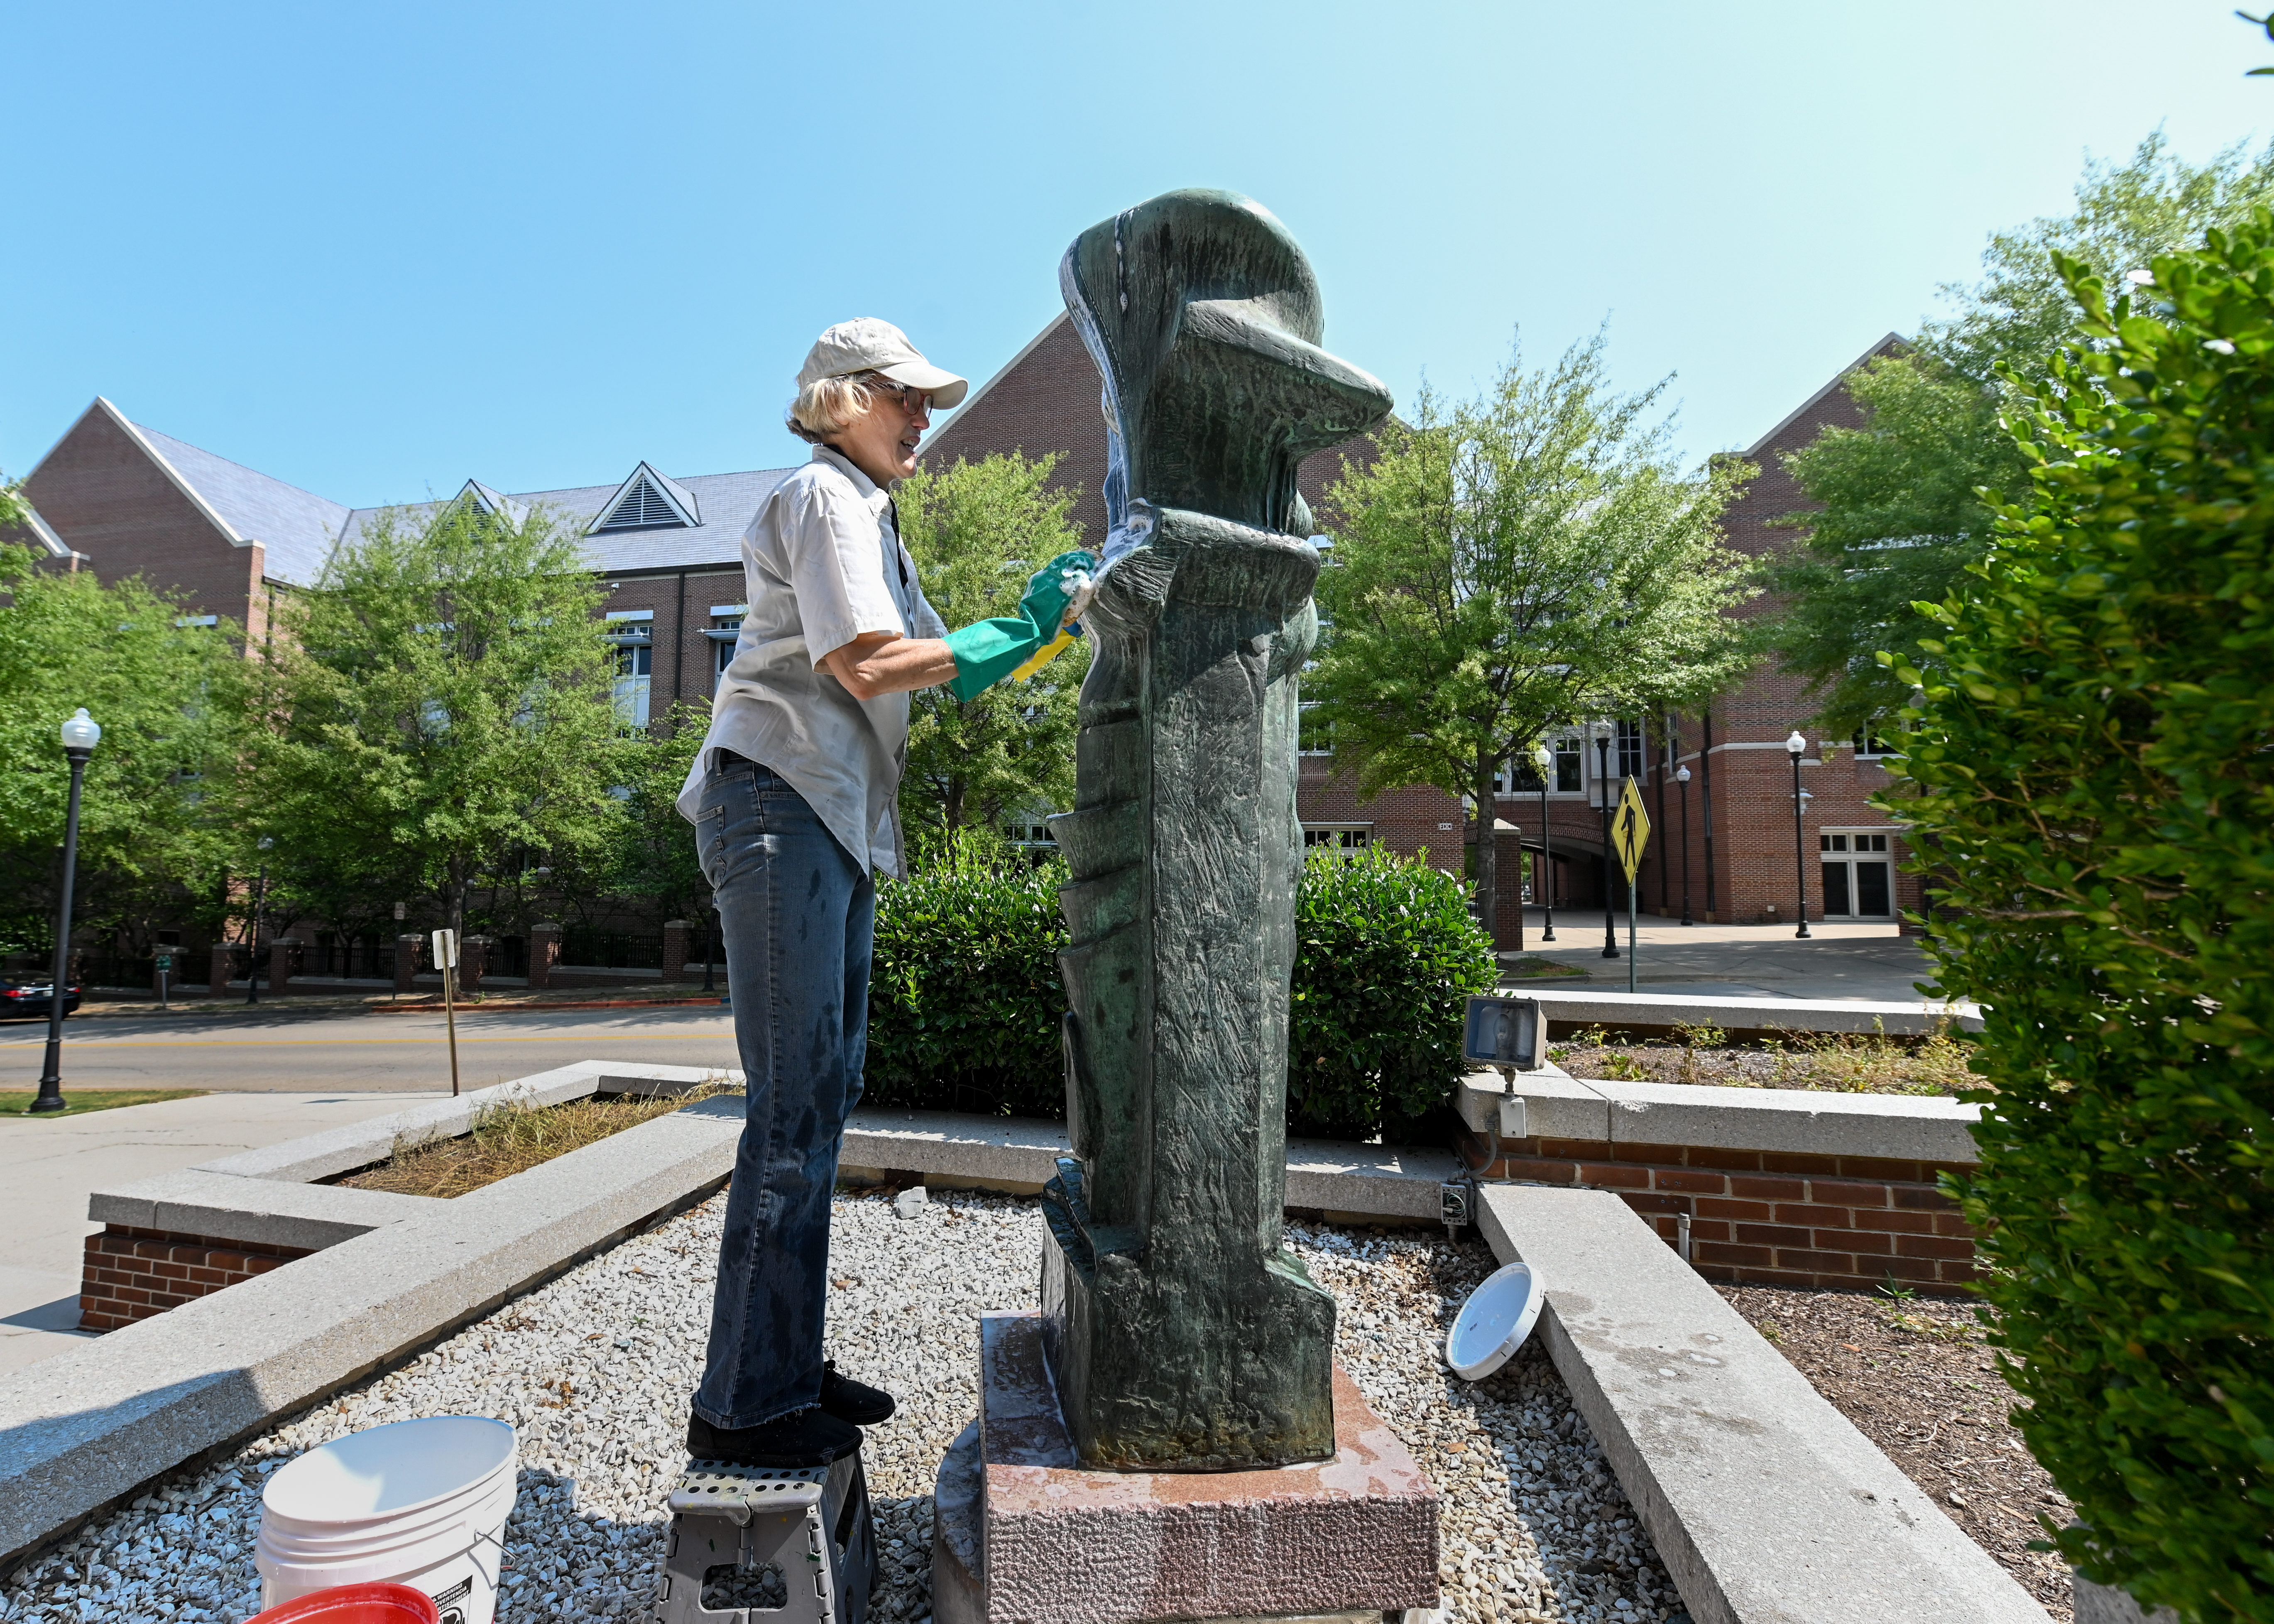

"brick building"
[923, 321, 1927, 942]
[10, 328, 1922, 970]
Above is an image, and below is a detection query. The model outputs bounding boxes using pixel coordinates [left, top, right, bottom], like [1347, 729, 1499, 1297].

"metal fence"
[558, 929, 663, 969]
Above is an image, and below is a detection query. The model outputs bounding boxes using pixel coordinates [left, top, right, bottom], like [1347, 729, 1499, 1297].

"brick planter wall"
[1461, 1131, 1976, 1294]
[79, 1225, 314, 1331]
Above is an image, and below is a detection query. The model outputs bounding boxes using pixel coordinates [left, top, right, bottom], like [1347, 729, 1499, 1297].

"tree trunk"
[944, 776, 966, 833]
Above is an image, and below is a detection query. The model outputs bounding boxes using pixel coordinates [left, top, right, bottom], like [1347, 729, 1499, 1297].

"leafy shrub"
[1890, 224, 2274, 1620]
[1287, 846, 1499, 1141]
[864, 834, 1069, 1118]
[864, 839, 1495, 1143]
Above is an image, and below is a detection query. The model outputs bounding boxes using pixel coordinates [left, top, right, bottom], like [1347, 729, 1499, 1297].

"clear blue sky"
[6, 2, 2272, 509]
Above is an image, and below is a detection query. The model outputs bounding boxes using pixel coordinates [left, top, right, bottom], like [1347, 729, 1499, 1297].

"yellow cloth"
[1008, 627, 1077, 682]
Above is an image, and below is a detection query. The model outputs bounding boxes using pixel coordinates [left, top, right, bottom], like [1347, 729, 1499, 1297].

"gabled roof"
[130, 416, 353, 585]
[35, 399, 799, 584]
[16, 504, 73, 559]
[1742, 334, 1907, 460]
[456, 480, 532, 529]
[338, 466, 799, 575]
[591, 462, 701, 533]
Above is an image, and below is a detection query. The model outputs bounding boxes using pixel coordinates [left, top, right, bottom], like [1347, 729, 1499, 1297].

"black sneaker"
[687, 1406, 862, 1468]
[820, 1360, 896, 1425]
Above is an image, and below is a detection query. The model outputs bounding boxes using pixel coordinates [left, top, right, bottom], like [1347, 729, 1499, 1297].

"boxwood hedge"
[1890, 223, 2274, 1620]
[862, 839, 1494, 1144]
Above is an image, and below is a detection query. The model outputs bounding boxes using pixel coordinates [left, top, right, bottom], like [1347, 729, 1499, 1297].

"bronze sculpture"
[1040, 188, 1395, 1471]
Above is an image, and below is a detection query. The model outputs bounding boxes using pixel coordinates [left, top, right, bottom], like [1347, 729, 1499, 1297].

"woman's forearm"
[820, 633, 959, 699]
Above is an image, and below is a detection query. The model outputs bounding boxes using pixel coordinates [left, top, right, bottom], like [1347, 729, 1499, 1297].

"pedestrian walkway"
[1504, 909, 1940, 1003]
[0, 1090, 444, 1374]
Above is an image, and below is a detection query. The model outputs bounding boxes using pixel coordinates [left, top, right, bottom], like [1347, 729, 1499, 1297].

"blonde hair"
[786, 372, 882, 444]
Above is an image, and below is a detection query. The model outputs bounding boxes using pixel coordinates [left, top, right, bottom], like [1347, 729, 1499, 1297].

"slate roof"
[134, 424, 352, 587]
[334, 467, 797, 579]
[126, 416, 795, 585]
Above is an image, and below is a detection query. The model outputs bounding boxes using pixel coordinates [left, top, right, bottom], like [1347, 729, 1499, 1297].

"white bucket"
[256, 1416, 518, 1624]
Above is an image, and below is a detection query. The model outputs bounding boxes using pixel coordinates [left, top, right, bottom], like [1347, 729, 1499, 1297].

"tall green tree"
[1308, 334, 1756, 942]
[1771, 132, 2274, 729]
[0, 538, 247, 955]
[895, 452, 1088, 842]
[244, 498, 626, 938]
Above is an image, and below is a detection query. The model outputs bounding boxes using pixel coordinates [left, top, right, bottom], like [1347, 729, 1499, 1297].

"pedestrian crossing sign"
[1613, 777, 1650, 883]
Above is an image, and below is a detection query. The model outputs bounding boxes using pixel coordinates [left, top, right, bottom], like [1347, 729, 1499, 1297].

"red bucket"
[247, 1582, 441, 1624]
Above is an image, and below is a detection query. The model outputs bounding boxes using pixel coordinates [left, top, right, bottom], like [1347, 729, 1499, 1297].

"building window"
[1554, 736, 1582, 792]
[1004, 817, 1056, 849]
[1298, 703, 1333, 756]
[1302, 824, 1372, 856]
[614, 641, 652, 729]
[713, 616, 742, 686]
[1498, 756, 1544, 793]
[1854, 725, 1898, 758]
[1617, 719, 1644, 781]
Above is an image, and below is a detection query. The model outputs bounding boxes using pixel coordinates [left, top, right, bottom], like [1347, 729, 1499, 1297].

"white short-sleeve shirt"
[677, 445, 946, 876]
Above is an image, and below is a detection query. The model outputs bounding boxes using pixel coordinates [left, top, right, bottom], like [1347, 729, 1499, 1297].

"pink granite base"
[932, 1310, 1440, 1624]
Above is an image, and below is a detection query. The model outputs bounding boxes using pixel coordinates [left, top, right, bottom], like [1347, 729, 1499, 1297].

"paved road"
[0, 1003, 745, 1096]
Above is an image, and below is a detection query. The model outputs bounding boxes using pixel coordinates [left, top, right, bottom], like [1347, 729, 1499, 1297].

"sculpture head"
[1060, 189, 1393, 546]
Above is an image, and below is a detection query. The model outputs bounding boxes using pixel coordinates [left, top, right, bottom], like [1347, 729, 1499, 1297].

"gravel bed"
[1717, 1282, 2073, 1620]
[2, 1191, 1685, 1624]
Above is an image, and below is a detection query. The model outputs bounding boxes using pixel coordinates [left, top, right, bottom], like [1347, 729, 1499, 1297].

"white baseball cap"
[796, 318, 969, 408]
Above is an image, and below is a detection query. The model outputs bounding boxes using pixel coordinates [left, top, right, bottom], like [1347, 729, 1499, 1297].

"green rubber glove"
[945, 550, 1097, 702]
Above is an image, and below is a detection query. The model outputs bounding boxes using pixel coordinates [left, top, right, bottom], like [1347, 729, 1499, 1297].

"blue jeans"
[691, 756, 875, 1429]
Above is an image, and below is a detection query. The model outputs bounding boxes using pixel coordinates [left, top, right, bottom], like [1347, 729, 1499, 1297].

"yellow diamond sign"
[1613, 776, 1651, 883]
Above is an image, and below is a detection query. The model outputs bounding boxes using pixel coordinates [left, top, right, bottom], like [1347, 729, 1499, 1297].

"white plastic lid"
[1445, 1260, 1545, 1381]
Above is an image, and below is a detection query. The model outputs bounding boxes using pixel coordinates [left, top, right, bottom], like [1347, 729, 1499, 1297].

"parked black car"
[0, 978, 81, 1020]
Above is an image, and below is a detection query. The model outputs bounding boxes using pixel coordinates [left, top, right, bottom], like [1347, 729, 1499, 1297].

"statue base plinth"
[931, 1311, 1440, 1624]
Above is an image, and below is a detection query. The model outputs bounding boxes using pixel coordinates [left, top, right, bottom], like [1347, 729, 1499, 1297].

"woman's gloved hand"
[944, 550, 1097, 701]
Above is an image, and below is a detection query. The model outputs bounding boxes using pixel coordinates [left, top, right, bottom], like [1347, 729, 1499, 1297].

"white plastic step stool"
[657, 1454, 875, 1624]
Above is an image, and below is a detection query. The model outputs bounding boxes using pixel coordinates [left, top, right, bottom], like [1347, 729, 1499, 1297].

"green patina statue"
[1040, 189, 1395, 1471]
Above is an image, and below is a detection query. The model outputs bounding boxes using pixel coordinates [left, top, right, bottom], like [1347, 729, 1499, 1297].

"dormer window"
[593, 462, 700, 533]
[454, 480, 530, 529]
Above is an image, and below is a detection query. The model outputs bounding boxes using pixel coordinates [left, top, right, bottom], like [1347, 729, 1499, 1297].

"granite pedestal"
[931, 1312, 1439, 1624]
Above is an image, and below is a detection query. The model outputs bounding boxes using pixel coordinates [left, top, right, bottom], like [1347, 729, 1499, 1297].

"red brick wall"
[18, 405, 264, 641]
[79, 1225, 313, 1331]
[1461, 1132, 1977, 1294]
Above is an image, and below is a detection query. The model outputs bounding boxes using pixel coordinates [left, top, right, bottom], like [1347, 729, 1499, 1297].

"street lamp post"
[1786, 730, 1812, 940]
[32, 709, 101, 1115]
[1532, 741, 1555, 942]
[1676, 765, 1694, 927]
[1592, 720, 1618, 959]
[246, 836, 273, 1005]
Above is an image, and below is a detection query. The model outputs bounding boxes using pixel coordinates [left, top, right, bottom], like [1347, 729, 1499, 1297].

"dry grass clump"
[1551, 1022, 1977, 1096]
[340, 1077, 737, 1198]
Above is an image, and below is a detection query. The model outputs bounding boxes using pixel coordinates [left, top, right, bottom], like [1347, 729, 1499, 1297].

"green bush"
[864, 839, 1495, 1143]
[1288, 846, 1498, 1140]
[1891, 223, 2274, 1620]
[864, 834, 1069, 1118]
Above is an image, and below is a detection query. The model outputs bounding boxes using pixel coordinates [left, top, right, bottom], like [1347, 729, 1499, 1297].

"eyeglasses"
[863, 377, 932, 415]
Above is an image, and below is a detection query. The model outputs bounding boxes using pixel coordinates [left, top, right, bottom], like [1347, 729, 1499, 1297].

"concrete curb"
[1475, 1183, 2047, 1624]
[1457, 1068, 1983, 1166]
[1525, 988, 1981, 1038]
[842, 1108, 1457, 1221]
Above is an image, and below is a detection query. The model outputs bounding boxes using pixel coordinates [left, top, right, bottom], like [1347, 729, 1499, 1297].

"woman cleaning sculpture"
[678, 318, 1091, 1467]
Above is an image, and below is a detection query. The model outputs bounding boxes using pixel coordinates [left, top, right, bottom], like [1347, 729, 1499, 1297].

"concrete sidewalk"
[1506, 910, 1942, 1002]
[0, 1091, 444, 1374]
